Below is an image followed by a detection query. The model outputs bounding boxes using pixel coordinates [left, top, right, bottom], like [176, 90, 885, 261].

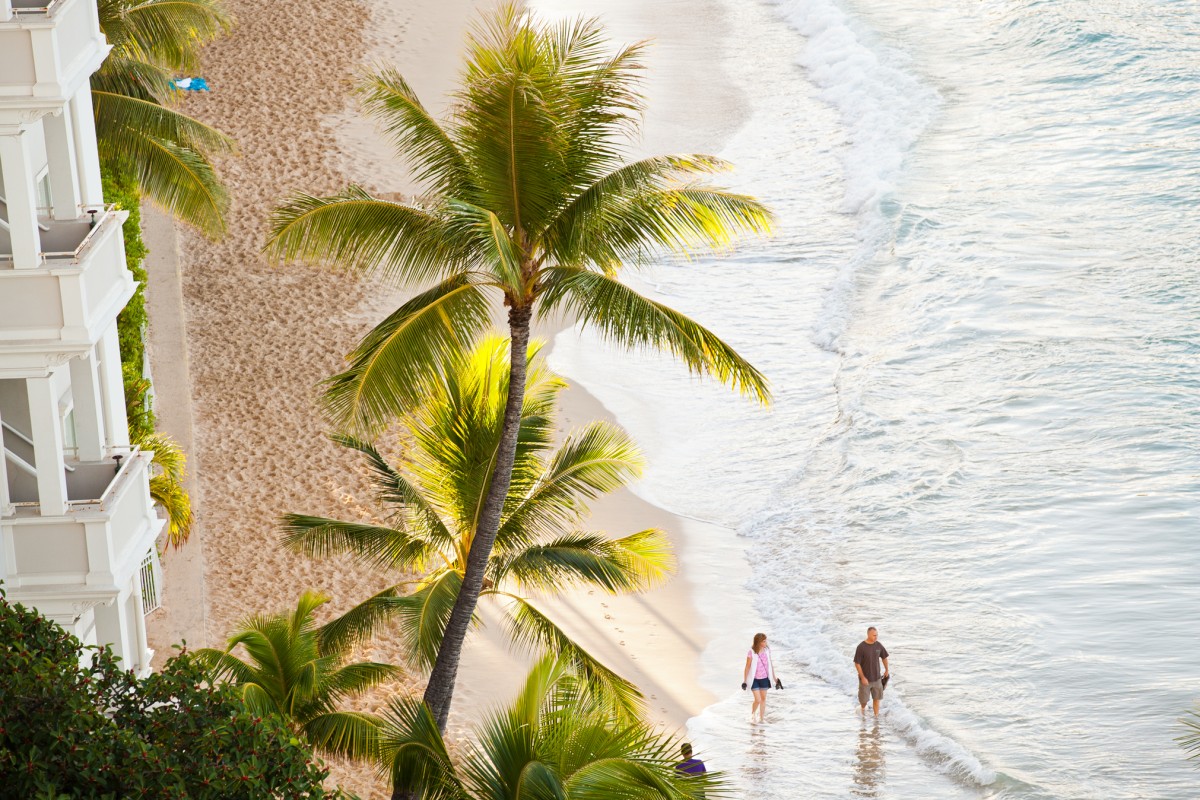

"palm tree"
[265, 5, 772, 729]
[282, 336, 673, 720]
[95, 0, 235, 237]
[381, 655, 727, 800]
[194, 591, 403, 761]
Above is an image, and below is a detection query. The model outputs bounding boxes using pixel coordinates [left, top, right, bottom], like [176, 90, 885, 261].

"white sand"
[144, 0, 757, 794]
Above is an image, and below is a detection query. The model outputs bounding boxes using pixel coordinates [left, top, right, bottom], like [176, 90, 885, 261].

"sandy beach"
[143, 0, 757, 794]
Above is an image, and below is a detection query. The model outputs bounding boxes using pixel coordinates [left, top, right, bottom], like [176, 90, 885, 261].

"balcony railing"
[7, 0, 65, 17]
[0, 204, 115, 268]
[7, 445, 141, 513]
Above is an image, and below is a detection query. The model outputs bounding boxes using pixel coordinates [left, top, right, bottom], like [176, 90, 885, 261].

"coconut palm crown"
[282, 336, 673, 720]
[194, 591, 403, 762]
[96, 0, 235, 237]
[381, 655, 728, 800]
[266, 4, 771, 729]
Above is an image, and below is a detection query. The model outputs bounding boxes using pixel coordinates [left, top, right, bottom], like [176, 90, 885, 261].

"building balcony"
[0, 0, 109, 108]
[1, 446, 161, 596]
[0, 205, 135, 350]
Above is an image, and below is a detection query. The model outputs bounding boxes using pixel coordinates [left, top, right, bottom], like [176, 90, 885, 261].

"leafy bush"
[103, 170, 155, 442]
[0, 591, 350, 798]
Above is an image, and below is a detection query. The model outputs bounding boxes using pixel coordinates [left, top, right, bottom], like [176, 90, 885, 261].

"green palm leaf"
[539, 267, 770, 402]
[493, 529, 673, 593]
[380, 697, 467, 800]
[499, 594, 643, 723]
[496, 421, 643, 552]
[115, 0, 233, 72]
[321, 274, 493, 432]
[358, 67, 473, 197]
[303, 710, 383, 762]
[1179, 704, 1200, 762]
[280, 514, 435, 572]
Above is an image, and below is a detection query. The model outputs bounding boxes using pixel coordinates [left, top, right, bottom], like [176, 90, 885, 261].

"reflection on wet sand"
[852, 720, 886, 797]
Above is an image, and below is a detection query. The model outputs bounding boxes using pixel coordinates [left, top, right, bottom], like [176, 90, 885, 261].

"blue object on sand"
[170, 77, 210, 92]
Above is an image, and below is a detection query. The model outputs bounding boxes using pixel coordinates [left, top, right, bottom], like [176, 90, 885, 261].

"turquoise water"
[550, 0, 1200, 796]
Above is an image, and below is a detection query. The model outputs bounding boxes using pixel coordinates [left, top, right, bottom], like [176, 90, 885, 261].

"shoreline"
[146, 0, 759, 793]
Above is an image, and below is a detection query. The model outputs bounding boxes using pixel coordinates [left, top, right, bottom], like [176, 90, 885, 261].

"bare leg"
[754, 689, 768, 722]
[872, 696, 881, 716]
[751, 693, 760, 720]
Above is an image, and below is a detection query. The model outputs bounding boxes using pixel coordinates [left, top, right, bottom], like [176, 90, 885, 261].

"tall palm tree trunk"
[420, 306, 533, 732]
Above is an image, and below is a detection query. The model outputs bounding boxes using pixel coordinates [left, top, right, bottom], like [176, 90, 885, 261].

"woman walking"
[742, 632, 782, 723]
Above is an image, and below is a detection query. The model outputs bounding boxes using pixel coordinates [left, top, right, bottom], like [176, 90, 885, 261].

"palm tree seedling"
[266, 4, 772, 729]
[380, 655, 728, 800]
[95, 0, 236, 237]
[282, 336, 673, 722]
[194, 591, 403, 761]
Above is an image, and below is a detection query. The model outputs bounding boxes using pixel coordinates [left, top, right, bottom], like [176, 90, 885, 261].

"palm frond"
[540, 154, 730, 266]
[500, 594, 643, 723]
[94, 93, 230, 237]
[539, 267, 770, 402]
[379, 697, 466, 799]
[265, 186, 468, 287]
[495, 528, 673, 594]
[321, 274, 493, 432]
[117, 0, 233, 72]
[315, 586, 404, 655]
[303, 710, 384, 762]
[393, 570, 469, 671]
[357, 66, 473, 197]
[329, 432, 454, 547]
[1179, 705, 1200, 763]
[496, 420, 642, 551]
[280, 514, 434, 572]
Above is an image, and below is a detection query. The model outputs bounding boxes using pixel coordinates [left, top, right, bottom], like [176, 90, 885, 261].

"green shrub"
[103, 170, 154, 442]
[0, 590, 352, 799]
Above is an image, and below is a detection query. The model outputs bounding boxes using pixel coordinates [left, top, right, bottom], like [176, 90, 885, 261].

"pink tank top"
[748, 648, 770, 679]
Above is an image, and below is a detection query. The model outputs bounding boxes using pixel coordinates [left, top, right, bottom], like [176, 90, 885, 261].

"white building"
[0, 0, 162, 674]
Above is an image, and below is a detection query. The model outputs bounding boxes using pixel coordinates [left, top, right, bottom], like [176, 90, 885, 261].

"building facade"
[0, 0, 162, 674]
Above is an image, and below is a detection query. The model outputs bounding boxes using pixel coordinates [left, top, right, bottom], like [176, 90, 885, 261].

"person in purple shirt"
[675, 743, 706, 776]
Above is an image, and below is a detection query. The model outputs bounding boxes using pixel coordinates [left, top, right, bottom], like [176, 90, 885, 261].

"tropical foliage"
[266, 3, 771, 729]
[96, 0, 235, 237]
[0, 591, 344, 798]
[282, 336, 673, 720]
[103, 171, 195, 548]
[382, 655, 727, 800]
[1180, 703, 1200, 764]
[134, 429, 194, 548]
[194, 591, 403, 761]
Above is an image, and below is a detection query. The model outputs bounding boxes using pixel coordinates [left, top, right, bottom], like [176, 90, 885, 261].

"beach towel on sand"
[170, 77, 210, 92]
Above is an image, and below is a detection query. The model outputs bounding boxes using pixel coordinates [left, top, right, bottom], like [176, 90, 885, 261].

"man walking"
[853, 626, 890, 716]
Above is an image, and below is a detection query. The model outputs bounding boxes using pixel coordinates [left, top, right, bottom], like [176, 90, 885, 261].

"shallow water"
[549, 0, 1200, 796]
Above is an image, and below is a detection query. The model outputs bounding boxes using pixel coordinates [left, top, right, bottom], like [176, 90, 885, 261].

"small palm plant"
[95, 0, 235, 237]
[282, 336, 673, 719]
[381, 655, 726, 800]
[132, 430, 193, 549]
[194, 591, 403, 761]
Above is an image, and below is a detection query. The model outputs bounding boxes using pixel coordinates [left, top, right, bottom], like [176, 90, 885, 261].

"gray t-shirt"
[854, 640, 889, 682]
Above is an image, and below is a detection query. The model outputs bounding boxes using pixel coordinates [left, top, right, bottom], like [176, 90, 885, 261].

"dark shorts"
[751, 677, 771, 690]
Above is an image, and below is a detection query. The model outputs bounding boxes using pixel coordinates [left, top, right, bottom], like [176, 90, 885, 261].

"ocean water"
[548, 0, 1200, 797]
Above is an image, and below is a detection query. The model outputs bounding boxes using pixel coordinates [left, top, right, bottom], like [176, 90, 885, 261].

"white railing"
[139, 548, 162, 615]
[9, 0, 64, 17]
[66, 445, 139, 510]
